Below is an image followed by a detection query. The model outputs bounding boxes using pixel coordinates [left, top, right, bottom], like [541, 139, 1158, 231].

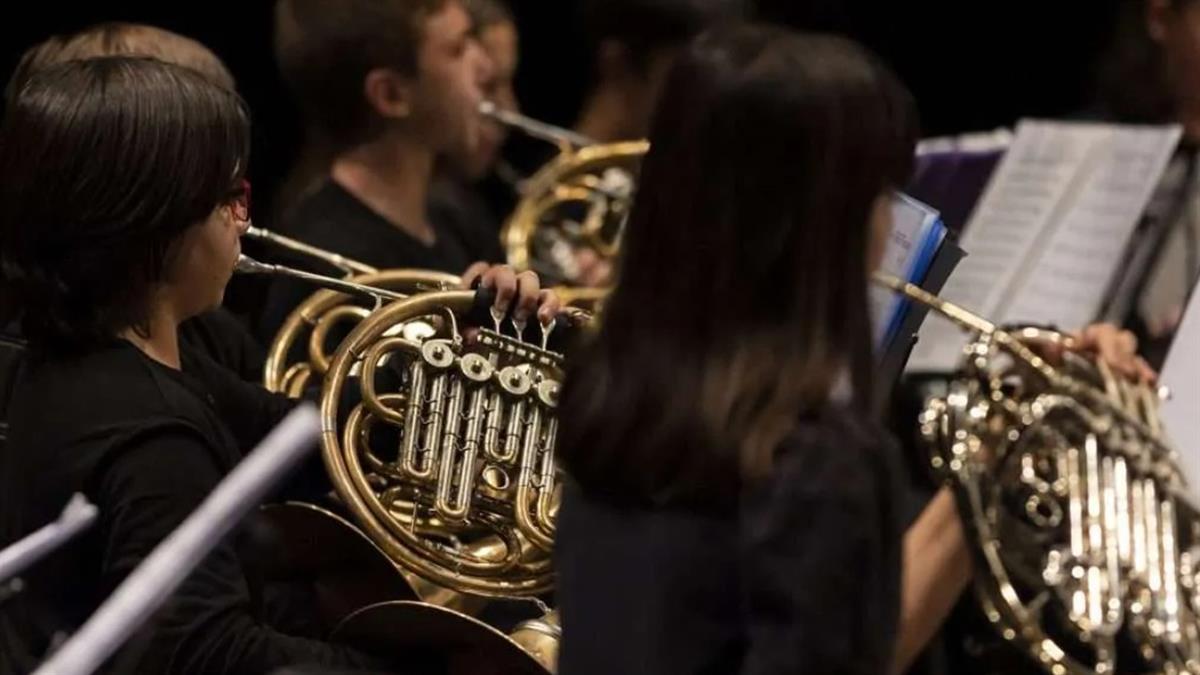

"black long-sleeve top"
[0, 340, 384, 674]
[555, 405, 905, 675]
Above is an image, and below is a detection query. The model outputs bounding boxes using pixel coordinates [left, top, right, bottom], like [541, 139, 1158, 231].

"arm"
[96, 427, 387, 674]
[892, 487, 972, 675]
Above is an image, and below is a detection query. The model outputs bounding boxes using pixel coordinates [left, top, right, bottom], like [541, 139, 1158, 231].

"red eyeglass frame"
[229, 179, 252, 222]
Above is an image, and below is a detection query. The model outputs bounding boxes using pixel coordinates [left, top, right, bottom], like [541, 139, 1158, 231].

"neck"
[120, 302, 183, 370]
[575, 84, 639, 143]
[330, 134, 436, 245]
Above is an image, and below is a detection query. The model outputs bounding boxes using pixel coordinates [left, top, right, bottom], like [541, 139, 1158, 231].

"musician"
[428, 0, 518, 264]
[261, 0, 515, 343]
[1095, 0, 1200, 365]
[0, 56, 559, 675]
[553, 23, 1153, 675]
[572, 0, 745, 143]
[3, 23, 265, 383]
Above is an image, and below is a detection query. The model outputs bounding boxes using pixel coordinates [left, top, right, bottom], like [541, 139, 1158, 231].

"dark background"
[0, 0, 1123, 221]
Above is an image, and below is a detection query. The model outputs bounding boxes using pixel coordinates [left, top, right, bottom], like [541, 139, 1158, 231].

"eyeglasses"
[228, 179, 251, 223]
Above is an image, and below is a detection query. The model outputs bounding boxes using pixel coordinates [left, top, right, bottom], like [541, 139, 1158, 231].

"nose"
[470, 39, 494, 91]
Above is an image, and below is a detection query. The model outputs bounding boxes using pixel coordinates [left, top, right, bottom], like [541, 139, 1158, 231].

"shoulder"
[755, 405, 902, 514]
[13, 345, 213, 443]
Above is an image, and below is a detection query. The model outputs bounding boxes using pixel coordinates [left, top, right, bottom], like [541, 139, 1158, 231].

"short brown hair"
[5, 23, 234, 102]
[274, 0, 449, 150]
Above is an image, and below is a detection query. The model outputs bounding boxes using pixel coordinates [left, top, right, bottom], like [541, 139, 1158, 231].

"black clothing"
[179, 307, 266, 383]
[257, 181, 474, 343]
[555, 406, 904, 675]
[428, 177, 506, 266]
[0, 341, 382, 674]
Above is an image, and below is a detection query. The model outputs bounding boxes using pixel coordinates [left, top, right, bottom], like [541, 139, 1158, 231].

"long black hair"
[0, 57, 250, 353]
[558, 23, 917, 507]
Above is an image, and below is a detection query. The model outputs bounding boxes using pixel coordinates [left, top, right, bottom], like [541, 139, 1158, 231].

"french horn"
[237, 254, 579, 672]
[480, 101, 647, 289]
[876, 273, 1200, 675]
[317, 276, 574, 674]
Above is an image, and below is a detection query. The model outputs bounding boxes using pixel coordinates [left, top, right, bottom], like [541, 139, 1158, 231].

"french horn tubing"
[236, 254, 577, 672]
[315, 286, 576, 672]
[236, 254, 459, 395]
[875, 272, 1200, 675]
[244, 224, 379, 277]
[480, 100, 648, 288]
[479, 100, 594, 150]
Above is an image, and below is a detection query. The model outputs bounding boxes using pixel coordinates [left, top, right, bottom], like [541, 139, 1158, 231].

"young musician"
[1095, 0, 1200, 364]
[553, 24, 1152, 675]
[262, 0, 521, 342]
[4, 23, 263, 382]
[555, 24, 919, 674]
[0, 57, 558, 674]
[572, 0, 745, 143]
[429, 0, 519, 263]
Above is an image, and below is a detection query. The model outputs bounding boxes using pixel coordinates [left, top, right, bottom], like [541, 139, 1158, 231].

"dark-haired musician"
[429, 0, 520, 265]
[553, 23, 1153, 675]
[0, 57, 559, 675]
[262, 0, 527, 344]
[573, 0, 745, 144]
[4, 23, 266, 382]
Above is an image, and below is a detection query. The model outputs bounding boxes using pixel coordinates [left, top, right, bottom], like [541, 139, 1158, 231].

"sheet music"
[870, 193, 943, 346]
[1160, 280, 1200, 499]
[908, 120, 1181, 372]
[1001, 126, 1182, 328]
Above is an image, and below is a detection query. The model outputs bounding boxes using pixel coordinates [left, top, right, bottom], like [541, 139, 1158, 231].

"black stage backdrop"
[0, 0, 1121, 223]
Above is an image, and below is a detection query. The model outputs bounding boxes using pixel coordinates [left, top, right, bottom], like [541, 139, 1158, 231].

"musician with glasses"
[3, 23, 266, 383]
[0, 55, 559, 675]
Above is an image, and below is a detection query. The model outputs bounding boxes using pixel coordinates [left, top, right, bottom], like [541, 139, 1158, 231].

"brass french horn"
[481, 101, 647, 290]
[241, 226, 460, 395]
[876, 273, 1200, 675]
[237, 253, 578, 672]
[315, 282, 576, 673]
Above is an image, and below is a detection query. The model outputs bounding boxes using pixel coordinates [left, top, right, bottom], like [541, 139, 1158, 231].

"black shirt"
[0, 341, 380, 674]
[555, 406, 905, 675]
[179, 307, 266, 383]
[428, 177, 506, 266]
[256, 181, 475, 344]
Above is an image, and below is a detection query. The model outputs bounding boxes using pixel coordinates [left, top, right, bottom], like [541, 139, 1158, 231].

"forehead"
[479, 22, 518, 63]
[421, 0, 472, 44]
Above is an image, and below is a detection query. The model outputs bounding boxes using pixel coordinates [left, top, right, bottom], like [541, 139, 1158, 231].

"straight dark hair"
[0, 57, 251, 353]
[558, 24, 917, 508]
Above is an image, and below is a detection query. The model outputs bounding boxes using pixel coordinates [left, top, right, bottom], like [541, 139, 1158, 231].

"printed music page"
[870, 193, 943, 346]
[1160, 279, 1200, 500]
[1000, 125, 1182, 328]
[908, 120, 1181, 372]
